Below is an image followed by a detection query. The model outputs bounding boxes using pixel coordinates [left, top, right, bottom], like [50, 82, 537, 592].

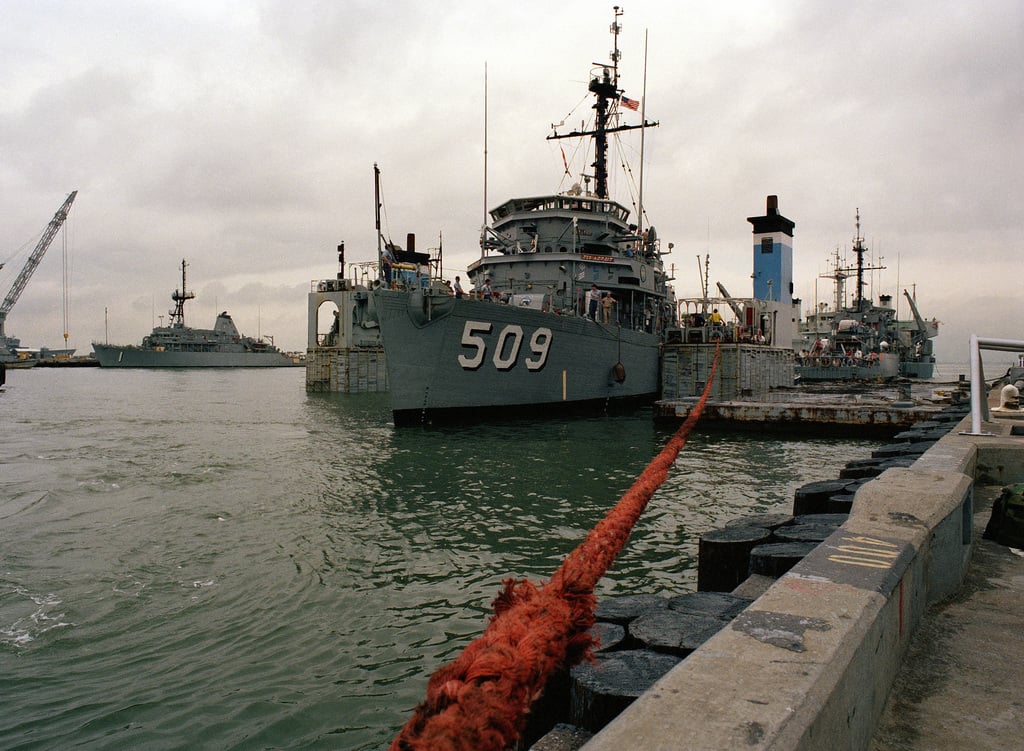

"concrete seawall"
[578, 412, 1024, 750]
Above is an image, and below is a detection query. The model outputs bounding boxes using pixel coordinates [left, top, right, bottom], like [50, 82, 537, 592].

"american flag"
[620, 95, 639, 111]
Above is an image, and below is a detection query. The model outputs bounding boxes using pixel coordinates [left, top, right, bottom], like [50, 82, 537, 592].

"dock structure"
[655, 377, 962, 435]
[531, 391, 1024, 749]
[305, 273, 387, 393]
[657, 397, 938, 434]
[661, 342, 794, 402]
[305, 344, 387, 393]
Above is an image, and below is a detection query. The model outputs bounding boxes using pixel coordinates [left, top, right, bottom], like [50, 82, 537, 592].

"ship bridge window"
[516, 198, 545, 212]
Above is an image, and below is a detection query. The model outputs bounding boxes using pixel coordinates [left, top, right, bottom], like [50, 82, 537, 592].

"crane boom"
[902, 289, 928, 336]
[1, 191, 78, 318]
[715, 281, 745, 320]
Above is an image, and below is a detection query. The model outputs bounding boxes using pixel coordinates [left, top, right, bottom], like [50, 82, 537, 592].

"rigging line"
[377, 171, 392, 244]
[552, 136, 588, 192]
[553, 92, 594, 130]
[1, 233, 39, 268]
[611, 131, 643, 220]
[62, 224, 70, 344]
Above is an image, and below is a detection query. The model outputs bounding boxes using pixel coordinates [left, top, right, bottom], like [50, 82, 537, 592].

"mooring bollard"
[697, 525, 772, 591]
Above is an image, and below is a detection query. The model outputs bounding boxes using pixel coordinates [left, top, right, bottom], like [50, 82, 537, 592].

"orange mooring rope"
[390, 346, 721, 751]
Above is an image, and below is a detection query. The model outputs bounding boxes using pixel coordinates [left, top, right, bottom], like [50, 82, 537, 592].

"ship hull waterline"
[92, 344, 299, 368]
[374, 288, 662, 425]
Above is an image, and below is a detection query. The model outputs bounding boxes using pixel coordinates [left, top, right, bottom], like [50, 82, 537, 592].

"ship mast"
[848, 208, 883, 312]
[547, 6, 657, 200]
[170, 258, 195, 328]
[822, 209, 884, 313]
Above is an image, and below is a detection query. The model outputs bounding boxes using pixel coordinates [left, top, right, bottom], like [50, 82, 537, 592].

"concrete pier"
[564, 406, 1024, 750]
[869, 485, 1024, 750]
[654, 380, 959, 435]
[656, 397, 939, 435]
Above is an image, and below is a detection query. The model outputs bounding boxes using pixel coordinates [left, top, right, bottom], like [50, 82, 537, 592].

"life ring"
[832, 358, 841, 368]
[640, 265, 647, 282]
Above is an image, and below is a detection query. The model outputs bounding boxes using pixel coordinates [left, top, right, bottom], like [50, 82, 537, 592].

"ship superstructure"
[373, 8, 676, 423]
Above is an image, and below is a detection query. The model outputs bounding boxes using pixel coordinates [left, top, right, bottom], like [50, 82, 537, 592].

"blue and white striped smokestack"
[747, 195, 795, 303]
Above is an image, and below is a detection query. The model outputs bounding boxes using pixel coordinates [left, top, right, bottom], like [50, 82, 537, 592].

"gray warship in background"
[93, 259, 299, 368]
[374, 8, 676, 425]
[794, 210, 938, 382]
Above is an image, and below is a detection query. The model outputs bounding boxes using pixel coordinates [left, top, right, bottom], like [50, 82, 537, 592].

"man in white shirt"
[586, 284, 600, 320]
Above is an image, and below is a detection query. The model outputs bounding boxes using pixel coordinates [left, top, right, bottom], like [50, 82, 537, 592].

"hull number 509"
[457, 321, 552, 371]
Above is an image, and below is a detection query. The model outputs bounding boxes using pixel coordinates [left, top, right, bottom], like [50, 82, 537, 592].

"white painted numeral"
[457, 321, 553, 372]
[526, 328, 552, 371]
[458, 321, 493, 369]
[492, 325, 524, 370]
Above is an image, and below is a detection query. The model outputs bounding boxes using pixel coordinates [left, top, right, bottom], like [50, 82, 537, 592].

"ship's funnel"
[747, 195, 795, 304]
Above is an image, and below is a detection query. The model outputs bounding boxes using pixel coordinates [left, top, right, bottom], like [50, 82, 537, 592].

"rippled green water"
[0, 368, 874, 749]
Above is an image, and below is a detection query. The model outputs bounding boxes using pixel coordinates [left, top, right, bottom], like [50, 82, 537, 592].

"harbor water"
[1, 368, 876, 750]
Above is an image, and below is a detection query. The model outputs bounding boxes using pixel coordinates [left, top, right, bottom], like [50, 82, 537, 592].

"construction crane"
[0, 191, 78, 355]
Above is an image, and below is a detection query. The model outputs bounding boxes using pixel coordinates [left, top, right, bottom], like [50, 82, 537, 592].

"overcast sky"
[2, 0, 1020, 361]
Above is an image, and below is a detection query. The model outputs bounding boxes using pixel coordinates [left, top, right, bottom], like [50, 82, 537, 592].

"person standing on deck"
[587, 284, 601, 320]
[708, 308, 724, 340]
[381, 244, 395, 286]
[601, 292, 617, 324]
[453, 276, 465, 299]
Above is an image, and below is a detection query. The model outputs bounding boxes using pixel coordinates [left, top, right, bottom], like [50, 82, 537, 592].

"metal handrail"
[964, 334, 1024, 435]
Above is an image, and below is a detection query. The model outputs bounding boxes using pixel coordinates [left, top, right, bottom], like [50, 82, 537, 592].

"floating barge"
[653, 381, 960, 436]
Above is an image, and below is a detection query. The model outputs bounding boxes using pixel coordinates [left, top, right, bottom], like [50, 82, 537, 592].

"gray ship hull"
[92, 343, 299, 368]
[795, 351, 900, 382]
[899, 358, 936, 379]
[375, 288, 661, 424]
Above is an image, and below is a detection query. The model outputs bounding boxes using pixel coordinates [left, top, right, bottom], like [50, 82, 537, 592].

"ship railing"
[675, 297, 775, 346]
[795, 353, 881, 368]
[310, 262, 385, 293]
[964, 335, 1024, 436]
[312, 279, 345, 292]
[463, 284, 668, 335]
